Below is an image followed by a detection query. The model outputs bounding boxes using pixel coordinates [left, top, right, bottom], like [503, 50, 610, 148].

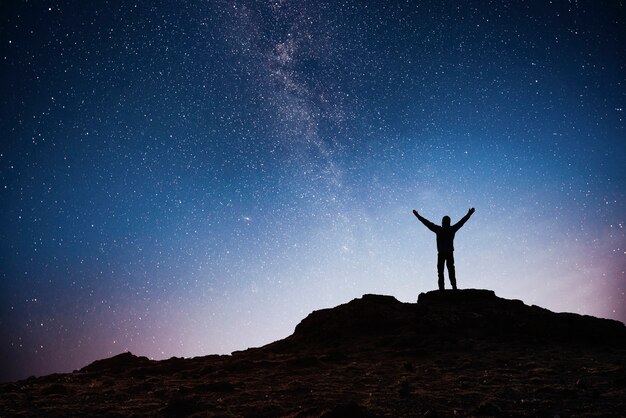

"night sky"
[1, 0, 624, 382]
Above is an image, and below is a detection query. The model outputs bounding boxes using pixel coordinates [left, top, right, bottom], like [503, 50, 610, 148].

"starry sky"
[1, 0, 624, 382]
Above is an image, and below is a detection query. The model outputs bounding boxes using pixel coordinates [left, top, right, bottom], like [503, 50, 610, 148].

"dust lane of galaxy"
[1, 1, 624, 382]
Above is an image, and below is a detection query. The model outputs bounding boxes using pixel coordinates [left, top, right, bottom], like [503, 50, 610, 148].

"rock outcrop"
[1, 289, 625, 417]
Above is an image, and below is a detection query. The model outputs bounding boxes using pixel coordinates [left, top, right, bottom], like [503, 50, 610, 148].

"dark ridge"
[290, 294, 410, 341]
[2, 289, 625, 417]
[414, 289, 626, 345]
[79, 352, 154, 374]
[271, 289, 626, 351]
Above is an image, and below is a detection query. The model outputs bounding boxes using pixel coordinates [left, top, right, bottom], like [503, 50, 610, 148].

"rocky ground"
[1, 289, 625, 417]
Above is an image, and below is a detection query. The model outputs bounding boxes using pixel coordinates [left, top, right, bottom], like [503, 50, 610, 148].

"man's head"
[442, 216, 451, 227]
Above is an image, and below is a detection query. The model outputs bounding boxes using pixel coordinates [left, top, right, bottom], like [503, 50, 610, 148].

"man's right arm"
[413, 210, 438, 232]
[452, 207, 475, 231]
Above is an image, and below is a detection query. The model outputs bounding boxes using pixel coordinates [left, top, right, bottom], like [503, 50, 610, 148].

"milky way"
[1, 1, 624, 382]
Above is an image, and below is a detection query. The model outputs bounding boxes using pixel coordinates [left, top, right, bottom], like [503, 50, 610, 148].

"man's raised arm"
[413, 209, 439, 233]
[452, 207, 475, 231]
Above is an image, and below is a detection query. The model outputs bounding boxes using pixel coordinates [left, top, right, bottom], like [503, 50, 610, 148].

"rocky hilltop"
[1, 289, 625, 417]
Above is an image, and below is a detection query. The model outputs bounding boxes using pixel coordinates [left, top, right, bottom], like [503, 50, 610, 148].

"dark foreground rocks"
[1, 289, 625, 417]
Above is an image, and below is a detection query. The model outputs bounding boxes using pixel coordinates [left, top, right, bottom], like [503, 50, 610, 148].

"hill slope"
[1, 289, 625, 417]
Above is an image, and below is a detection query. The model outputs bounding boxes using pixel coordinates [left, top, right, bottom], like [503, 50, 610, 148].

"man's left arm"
[413, 209, 439, 233]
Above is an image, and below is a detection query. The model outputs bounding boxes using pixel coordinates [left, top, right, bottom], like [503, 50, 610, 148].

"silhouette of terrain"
[1, 289, 625, 417]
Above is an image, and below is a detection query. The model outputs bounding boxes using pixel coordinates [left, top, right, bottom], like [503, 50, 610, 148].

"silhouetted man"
[412, 208, 475, 291]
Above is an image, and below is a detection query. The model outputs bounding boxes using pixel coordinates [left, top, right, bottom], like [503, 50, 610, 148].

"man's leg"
[447, 253, 457, 290]
[437, 253, 445, 290]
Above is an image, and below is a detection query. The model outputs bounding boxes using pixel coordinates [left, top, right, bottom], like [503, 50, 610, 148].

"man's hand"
[413, 209, 419, 217]
[468, 207, 475, 215]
